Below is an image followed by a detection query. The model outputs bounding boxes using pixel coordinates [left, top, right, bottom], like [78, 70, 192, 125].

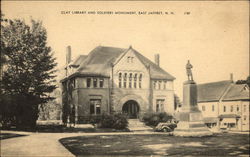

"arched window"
[119, 73, 122, 88]
[134, 73, 137, 88]
[129, 73, 132, 88]
[123, 73, 127, 88]
[139, 74, 142, 88]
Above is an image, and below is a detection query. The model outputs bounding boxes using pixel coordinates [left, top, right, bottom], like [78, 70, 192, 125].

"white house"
[197, 79, 249, 131]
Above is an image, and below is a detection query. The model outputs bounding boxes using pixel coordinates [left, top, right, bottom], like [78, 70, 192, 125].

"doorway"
[122, 100, 140, 119]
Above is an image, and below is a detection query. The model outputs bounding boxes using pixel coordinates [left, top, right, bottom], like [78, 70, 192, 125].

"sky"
[2, 1, 249, 100]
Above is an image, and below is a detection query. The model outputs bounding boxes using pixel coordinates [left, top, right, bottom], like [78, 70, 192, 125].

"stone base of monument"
[173, 80, 212, 137]
[174, 111, 213, 137]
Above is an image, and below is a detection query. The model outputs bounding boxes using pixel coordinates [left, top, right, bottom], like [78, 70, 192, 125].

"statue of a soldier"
[186, 60, 193, 81]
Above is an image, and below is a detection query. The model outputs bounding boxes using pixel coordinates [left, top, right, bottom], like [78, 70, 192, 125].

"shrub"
[89, 115, 102, 125]
[142, 112, 173, 126]
[100, 114, 115, 128]
[100, 112, 128, 130]
[77, 115, 101, 124]
[113, 113, 128, 130]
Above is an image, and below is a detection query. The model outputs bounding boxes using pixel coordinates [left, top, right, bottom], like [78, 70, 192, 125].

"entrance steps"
[128, 119, 153, 132]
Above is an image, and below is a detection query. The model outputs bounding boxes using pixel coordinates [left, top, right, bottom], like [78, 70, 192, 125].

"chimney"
[154, 54, 160, 66]
[66, 46, 72, 64]
[230, 73, 234, 82]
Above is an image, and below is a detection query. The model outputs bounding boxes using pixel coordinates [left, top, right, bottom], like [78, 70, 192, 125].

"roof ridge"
[198, 80, 232, 85]
[98, 45, 127, 50]
[132, 49, 175, 80]
[62, 45, 175, 81]
[112, 48, 130, 66]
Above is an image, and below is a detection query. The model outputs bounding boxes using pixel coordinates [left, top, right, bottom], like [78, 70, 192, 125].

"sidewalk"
[228, 131, 250, 135]
[0, 130, 167, 157]
[1, 131, 74, 157]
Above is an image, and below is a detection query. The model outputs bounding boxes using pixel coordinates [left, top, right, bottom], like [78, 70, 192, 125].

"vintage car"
[155, 122, 177, 132]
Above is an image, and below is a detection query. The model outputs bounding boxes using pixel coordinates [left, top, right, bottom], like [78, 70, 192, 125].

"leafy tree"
[0, 13, 8, 80]
[0, 18, 57, 128]
[38, 88, 62, 120]
[236, 76, 250, 87]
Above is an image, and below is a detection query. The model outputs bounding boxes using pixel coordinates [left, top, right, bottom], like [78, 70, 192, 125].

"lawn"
[60, 133, 250, 156]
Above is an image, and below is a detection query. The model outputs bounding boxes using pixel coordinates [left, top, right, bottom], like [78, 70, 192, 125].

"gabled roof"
[197, 80, 249, 102]
[197, 80, 232, 102]
[63, 46, 175, 80]
[222, 84, 249, 101]
[133, 49, 175, 80]
[76, 46, 126, 77]
[69, 55, 87, 67]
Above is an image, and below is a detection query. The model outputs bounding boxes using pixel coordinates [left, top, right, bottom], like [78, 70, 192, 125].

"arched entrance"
[122, 100, 140, 119]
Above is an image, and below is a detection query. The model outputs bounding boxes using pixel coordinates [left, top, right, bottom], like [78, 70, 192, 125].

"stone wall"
[75, 77, 110, 117]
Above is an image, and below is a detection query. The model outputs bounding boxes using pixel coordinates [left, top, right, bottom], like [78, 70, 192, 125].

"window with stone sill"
[223, 106, 226, 112]
[119, 73, 122, 88]
[134, 73, 137, 88]
[139, 74, 142, 88]
[156, 99, 165, 112]
[99, 78, 104, 88]
[129, 73, 132, 88]
[87, 78, 91, 88]
[93, 78, 98, 88]
[90, 99, 101, 115]
[123, 73, 127, 88]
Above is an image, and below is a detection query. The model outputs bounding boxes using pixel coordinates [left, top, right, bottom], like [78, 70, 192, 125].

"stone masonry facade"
[61, 46, 175, 123]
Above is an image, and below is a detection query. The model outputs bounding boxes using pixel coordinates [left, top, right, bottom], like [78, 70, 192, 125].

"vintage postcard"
[1, 1, 249, 157]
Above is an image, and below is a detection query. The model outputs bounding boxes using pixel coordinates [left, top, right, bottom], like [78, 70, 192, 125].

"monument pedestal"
[174, 80, 212, 137]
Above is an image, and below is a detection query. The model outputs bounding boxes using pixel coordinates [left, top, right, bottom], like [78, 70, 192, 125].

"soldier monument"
[174, 60, 212, 137]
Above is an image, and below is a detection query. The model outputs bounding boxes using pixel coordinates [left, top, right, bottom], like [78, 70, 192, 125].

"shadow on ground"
[0, 133, 27, 140]
[59, 133, 250, 156]
[1, 125, 130, 133]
